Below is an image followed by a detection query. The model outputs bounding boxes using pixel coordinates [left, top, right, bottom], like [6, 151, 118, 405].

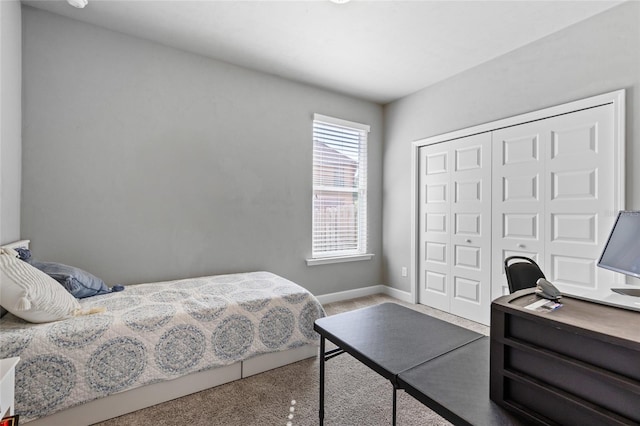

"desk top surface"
[314, 303, 482, 379]
[493, 290, 640, 348]
[398, 337, 524, 426]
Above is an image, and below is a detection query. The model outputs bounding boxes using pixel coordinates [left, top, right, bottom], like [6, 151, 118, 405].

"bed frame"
[0, 240, 30, 250]
[28, 345, 317, 426]
[2, 240, 318, 426]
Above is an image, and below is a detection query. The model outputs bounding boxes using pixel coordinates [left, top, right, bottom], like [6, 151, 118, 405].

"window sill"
[306, 253, 374, 266]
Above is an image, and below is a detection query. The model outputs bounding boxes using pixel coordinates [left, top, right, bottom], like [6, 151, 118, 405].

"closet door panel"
[449, 133, 492, 325]
[418, 143, 451, 311]
[419, 132, 492, 324]
[492, 128, 546, 298]
[491, 104, 619, 297]
[544, 105, 617, 291]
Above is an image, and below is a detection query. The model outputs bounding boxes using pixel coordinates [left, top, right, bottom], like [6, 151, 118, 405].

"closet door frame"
[410, 89, 625, 305]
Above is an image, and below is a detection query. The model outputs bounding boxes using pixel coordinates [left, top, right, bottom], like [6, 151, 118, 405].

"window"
[310, 114, 371, 263]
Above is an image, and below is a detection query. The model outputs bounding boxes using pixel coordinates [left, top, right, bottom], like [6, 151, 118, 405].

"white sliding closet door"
[419, 142, 451, 312]
[419, 133, 492, 324]
[414, 91, 624, 326]
[492, 104, 618, 297]
[449, 135, 492, 324]
[491, 121, 546, 296]
[545, 105, 617, 291]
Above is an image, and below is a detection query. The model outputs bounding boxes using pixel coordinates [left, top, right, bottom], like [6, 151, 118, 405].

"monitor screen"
[598, 211, 640, 279]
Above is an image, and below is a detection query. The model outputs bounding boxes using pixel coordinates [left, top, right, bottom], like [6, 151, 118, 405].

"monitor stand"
[611, 288, 640, 297]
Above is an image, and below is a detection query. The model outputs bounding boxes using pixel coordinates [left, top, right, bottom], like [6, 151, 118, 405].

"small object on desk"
[524, 298, 563, 312]
[535, 278, 562, 301]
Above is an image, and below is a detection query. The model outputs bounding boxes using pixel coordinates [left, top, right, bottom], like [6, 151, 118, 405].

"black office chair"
[504, 256, 546, 293]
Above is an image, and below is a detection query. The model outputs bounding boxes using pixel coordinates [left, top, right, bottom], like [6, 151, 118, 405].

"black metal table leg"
[319, 336, 325, 425]
[392, 384, 397, 426]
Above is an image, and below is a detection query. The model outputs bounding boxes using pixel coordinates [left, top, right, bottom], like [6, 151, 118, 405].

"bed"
[0, 240, 325, 425]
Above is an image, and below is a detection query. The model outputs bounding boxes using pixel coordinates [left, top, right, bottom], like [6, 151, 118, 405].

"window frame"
[307, 114, 374, 266]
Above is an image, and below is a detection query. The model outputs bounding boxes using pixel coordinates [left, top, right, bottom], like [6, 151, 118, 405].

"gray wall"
[0, 0, 22, 245]
[21, 7, 383, 296]
[383, 2, 640, 293]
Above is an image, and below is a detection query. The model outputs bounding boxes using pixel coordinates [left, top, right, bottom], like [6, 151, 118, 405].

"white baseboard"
[382, 286, 413, 303]
[315, 285, 386, 304]
[315, 284, 413, 305]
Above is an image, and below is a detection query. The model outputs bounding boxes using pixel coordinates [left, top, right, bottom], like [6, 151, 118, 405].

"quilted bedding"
[0, 271, 325, 422]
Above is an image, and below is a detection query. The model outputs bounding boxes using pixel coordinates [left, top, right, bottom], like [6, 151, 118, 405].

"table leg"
[319, 336, 325, 426]
[392, 384, 397, 426]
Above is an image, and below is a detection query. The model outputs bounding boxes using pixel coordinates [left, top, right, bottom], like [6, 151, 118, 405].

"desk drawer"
[506, 346, 640, 423]
[505, 378, 627, 426]
[506, 315, 640, 381]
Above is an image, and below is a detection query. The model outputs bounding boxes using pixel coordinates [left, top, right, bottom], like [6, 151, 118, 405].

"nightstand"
[0, 357, 19, 418]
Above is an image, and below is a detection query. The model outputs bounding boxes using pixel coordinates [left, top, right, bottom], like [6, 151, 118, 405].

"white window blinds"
[312, 114, 369, 258]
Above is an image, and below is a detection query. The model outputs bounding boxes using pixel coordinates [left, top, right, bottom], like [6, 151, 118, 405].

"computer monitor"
[598, 210, 640, 297]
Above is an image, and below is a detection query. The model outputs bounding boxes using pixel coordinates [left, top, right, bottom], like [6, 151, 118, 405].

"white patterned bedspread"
[0, 271, 325, 422]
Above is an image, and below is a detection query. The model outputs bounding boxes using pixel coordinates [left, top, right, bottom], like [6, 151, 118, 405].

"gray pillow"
[31, 260, 110, 299]
[15, 247, 32, 263]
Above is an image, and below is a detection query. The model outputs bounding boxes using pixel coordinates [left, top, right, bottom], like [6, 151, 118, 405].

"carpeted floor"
[94, 294, 489, 426]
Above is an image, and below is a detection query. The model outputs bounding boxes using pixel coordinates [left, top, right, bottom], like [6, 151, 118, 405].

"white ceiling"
[22, 0, 624, 104]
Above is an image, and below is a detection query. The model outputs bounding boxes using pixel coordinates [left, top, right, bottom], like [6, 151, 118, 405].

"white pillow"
[0, 248, 81, 323]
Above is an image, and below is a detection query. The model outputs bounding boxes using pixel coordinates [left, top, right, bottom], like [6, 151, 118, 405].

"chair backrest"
[504, 256, 546, 293]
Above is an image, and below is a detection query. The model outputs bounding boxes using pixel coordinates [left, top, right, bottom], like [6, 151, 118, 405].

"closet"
[413, 91, 624, 325]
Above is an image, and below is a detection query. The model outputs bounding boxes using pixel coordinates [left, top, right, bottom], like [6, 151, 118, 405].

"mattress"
[0, 271, 325, 422]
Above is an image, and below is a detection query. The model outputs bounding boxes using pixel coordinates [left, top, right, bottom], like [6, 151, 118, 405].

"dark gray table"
[398, 337, 525, 426]
[314, 303, 485, 425]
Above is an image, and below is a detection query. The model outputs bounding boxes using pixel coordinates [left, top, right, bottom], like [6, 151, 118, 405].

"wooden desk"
[491, 290, 640, 425]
